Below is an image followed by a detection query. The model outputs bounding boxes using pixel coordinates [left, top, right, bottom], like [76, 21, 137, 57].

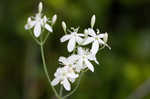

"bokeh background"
[1, 0, 150, 99]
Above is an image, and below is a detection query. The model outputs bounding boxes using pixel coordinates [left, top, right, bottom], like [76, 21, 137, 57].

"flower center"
[95, 36, 99, 40]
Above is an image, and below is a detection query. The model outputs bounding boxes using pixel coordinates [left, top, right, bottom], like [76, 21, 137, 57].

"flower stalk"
[40, 44, 62, 99]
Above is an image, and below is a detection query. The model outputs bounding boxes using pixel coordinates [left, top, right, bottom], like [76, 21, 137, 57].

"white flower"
[82, 28, 110, 54]
[75, 47, 99, 72]
[25, 2, 56, 38]
[59, 55, 78, 67]
[59, 55, 84, 72]
[60, 27, 84, 52]
[82, 15, 110, 54]
[51, 66, 78, 91]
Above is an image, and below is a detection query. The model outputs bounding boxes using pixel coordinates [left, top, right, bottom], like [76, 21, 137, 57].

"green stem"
[40, 45, 62, 99]
[29, 30, 41, 45]
[42, 32, 50, 45]
[59, 85, 63, 97]
[63, 71, 84, 99]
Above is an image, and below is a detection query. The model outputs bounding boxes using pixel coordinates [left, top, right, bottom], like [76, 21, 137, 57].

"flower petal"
[68, 73, 78, 78]
[67, 37, 76, 52]
[84, 59, 94, 72]
[68, 55, 79, 63]
[82, 37, 94, 45]
[51, 78, 60, 86]
[98, 38, 104, 44]
[88, 28, 96, 37]
[34, 23, 41, 37]
[98, 34, 105, 38]
[58, 56, 68, 65]
[77, 33, 84, 37]
[60, 35, 71, 42]
[77, 47, 83, 55]
[45, 24, 53, 32]
[91, 40, 99, 54]
[62, 79, 71, 91]
[76, 37, 83, 44]
[25, 18, 35, 30]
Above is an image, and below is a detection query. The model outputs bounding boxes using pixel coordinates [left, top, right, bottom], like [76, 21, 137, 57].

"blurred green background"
[1, 0, 150, 99]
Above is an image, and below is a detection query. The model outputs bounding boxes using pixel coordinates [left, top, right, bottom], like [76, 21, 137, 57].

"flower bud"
[38, 2, 43, 13]
[62, 21, 67, 33]
[103, 32, 108, 43]
[103, 32, 111, 50]
[91, 15, 96, 28]
[52, 14, 57, 25]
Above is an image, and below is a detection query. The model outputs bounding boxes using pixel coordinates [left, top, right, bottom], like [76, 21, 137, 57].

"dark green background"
[0, 0, 150, 99]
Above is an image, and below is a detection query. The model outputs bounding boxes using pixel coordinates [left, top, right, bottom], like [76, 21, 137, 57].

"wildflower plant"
[25, 2, 110, 99]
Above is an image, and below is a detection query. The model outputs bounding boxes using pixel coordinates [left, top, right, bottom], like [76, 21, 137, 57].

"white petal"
[91, 40, 99, 54]
[78, 58, 83, 66]
[91, 54, 99, 64]
[60, 35, 71, 42]
[91, 15, 96, 28]
[98, 38, 105, 45]
[62, 79, 71, 91]
[76, 37, 83, 44]
[82, 37, 94, 45]
[45, 24, 53, 32]
[98, 34, 105, 38]
[84, 59, 94, 72]
[77, 47, 83, 55]
[68, 55, 79, 63]
[25, 18, 35, 30]
[68, 73, 78, 78]
[88, 28, 96, 37]
[77, 33, 84, 37]
[51, 78, 60, 86]
[34, 23, 41, 37]
[67, 37, 76, 52]
[54, 68, 62, 77]
[58, 56, 68, 65]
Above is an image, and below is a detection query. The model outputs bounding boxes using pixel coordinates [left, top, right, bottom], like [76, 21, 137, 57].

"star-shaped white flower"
[51, 66, 78, 91]
[25, 2, 57, 38]
[60, 24, 84, 52]
[83, 28, 110, 54]
[82, 15, 110, 54]
[75, 47, 99, 72]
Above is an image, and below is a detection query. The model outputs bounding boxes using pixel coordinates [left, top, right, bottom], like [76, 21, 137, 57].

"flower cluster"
[51, 15, 110, 91]
[25, 2, 57, 38]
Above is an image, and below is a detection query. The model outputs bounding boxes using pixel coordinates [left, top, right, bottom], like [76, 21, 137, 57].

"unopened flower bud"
[52, 14, 57, 25]
[38, 2, 43, 13]
[103, 32, 108, 43]
[103, 32, 111, 50]
[91, 15, 96, 28]
[62, 21, 67, 33]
